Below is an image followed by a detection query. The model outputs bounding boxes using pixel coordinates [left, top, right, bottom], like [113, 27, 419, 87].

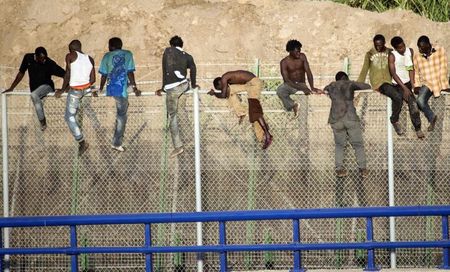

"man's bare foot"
[239, 115, 245, 125]
[293, 103, 299, 118]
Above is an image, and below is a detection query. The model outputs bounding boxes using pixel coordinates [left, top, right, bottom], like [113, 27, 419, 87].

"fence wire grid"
[1, 60, 450, 271]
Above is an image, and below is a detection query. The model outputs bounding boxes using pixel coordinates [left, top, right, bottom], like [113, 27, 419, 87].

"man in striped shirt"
[413, 36, 449, 132]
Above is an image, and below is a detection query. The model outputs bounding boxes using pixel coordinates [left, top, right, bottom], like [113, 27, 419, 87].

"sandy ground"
[0, 0, 448, 67]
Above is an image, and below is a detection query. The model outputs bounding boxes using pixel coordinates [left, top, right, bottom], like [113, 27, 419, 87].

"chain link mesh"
[1, 60, 450, 271]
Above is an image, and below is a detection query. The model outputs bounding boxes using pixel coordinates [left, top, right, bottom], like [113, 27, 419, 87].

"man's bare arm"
[303, 55, 321, 93]
[3, 71, 25, 93]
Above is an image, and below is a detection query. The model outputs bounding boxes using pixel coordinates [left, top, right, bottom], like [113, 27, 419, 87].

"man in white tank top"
[56, 40, 95, 156]
[388, 36, 424, 139]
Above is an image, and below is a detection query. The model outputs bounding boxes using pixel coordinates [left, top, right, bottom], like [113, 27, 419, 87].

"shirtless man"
[208, 70, 273, 149]
[277, 39, 321, 117]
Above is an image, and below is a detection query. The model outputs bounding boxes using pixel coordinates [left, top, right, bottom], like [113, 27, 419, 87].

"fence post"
[343, 57, 350, 75]
[292, 219, 306, 272]
[70, 226, 79, 272]
[386, 97, 397, 269]
[255, 58, 260, 77]
[219, 221, 227, 272]
[193, 88, 203, 272]
[1, 93, 10, 272]
[441, 216, 450, 269]
[145, 224, 153, 272]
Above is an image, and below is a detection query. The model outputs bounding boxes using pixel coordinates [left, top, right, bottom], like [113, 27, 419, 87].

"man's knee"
[276, 86, 286, 97]
[30, 92, 40, 102]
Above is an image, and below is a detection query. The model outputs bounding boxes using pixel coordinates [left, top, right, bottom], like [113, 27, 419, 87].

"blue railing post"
[0, 227, 3, 272]
[70, 225, 79, 272]
[145, 224, 153, 272]
[292, 219, 306, 272]
[441, 216, 450, 269]
[219, 221, 227, 272]
[365, 217, 379, 271]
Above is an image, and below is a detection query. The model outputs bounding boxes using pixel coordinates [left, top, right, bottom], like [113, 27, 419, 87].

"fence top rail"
[0, 206, 449, 228]
[0, 88, 383, 97]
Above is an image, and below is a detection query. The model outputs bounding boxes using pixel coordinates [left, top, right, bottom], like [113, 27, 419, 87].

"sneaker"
[111, 145, 125, 152]
[262, 134, 273, 150]
[336, 169, 348, 178]
[78, 140, 89, 156]
[359, 168, 369, 178]
[39, 118, 47, 131]
[416, 130, 425, 139]
[392, 122, 404, 135]
[293, 103, 299, 118]
[170, 147, 184, 158]
[427, 115, 437, 132]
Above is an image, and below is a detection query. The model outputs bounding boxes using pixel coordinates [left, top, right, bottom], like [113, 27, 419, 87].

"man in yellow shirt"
[413, 35, 449, 132]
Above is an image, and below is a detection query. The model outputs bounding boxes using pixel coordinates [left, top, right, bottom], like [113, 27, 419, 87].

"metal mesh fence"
[1, 60, 450, 271]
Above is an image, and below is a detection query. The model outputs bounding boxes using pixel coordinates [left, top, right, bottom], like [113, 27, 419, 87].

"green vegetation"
[333, 0, 449, 22]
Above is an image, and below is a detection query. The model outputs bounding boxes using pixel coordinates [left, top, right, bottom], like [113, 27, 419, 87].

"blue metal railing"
[1, 206, 450, 272]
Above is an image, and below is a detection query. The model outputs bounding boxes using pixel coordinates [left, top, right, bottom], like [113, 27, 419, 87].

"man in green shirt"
[358, 34, 404, 135]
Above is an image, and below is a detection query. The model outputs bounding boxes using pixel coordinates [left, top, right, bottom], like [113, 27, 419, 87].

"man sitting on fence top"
[3, 47, 65, 131]
[413, 35, 448, 132]
[358, 34, 405, 136]
[56, 40, 95, 156]
[98, 37, 141, 152]
[388, 36, 424, 139]
[208, 70, 273, 150]
[325, 71, 370, 178]
[277, 39, 322, 118]
[156, 35, 199, 158]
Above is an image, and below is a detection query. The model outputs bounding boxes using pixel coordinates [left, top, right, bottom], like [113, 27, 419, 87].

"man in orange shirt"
[413, 35, 448, 132]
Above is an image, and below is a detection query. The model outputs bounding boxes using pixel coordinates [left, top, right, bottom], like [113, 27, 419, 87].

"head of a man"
[335, 71, 349, 81]
[417, 35, 432, 56]
[169, 36, 183, 48]
[373, 34, 386, 53]
[109, 37, 123, 52]
[34, 47, 48, 64]
[69, 40, 82, 53]
[213, 77, 222, 90]
[391, 36, 406, 54]
[286, 39, 302, 59]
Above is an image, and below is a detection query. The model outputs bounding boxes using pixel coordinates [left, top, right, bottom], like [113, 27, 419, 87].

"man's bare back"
[221, 70, 256, 85]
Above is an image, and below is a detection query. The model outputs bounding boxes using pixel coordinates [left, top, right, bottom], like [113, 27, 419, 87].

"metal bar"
[442, 216, 450, 269]
[365, 217, 379, 271]
[1, 93, 9, 272]
[145, 224, 153, 272]
[70, 226, 78, 272]
[0, 227, 3, 272]
[193, 87, 203, 272]
[2, 206, 450, 227]
[387, 97, 397, 269]
[292, 219, 304, 272]
[2, 240, 450, 255]
[219, 221, 227, 272]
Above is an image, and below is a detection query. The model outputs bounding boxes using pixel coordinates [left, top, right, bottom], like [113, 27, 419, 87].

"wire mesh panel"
[1, 58, 450, 271]
[5, 92, 197, 271]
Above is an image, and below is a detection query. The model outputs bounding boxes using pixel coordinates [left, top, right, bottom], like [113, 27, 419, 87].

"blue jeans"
[65, 89, 90, 142]
[166, 82, 189, 149]
[30, 84, 53, 121]
[416, 86, 435, 122]
[112, 96, 129, 146]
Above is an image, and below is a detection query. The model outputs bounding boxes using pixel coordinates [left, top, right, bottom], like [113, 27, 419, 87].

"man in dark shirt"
[3, 47, 65, 130]
[208, 70, 273, 150]
[325, 71, 371, 178]
[156, 36, 199, 158]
